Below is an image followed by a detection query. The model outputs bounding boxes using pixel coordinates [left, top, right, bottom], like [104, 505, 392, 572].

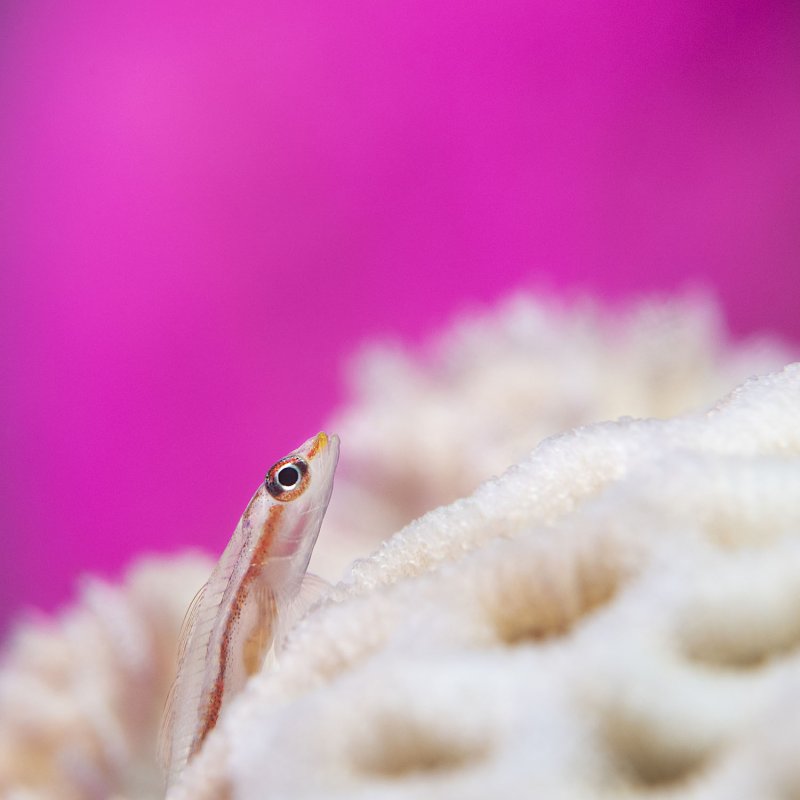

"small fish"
[159, 432, 339, 784]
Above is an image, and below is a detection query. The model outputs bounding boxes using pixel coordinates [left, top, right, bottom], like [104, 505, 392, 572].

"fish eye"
[276, 464, 301, 489]
[266, 457, 309, 500]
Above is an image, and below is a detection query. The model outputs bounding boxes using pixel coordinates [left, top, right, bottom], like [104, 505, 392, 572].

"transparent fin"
[272, 573, 332, 655]
[157, 581, 208, 771]
[157, 546, 241, 785]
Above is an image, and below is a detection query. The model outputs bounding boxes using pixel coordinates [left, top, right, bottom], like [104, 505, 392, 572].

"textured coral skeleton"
[0, 294, 798, 800]
[312, 292, 790, 579]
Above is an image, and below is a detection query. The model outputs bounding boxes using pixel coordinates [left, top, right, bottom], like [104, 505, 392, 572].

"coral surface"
[173, 363, 800, 800]
[0, 556, 211, 800]
[0, 295, 797, 799]
[313, 293, 789, 578]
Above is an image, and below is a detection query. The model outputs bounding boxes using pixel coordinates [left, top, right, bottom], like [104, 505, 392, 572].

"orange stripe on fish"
[305, 431, 328, 461]
[160, 432, 340, 787]
[190, 505, 285, 758]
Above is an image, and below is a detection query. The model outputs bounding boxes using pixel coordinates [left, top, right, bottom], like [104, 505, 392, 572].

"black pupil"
[277, 465, 300, 488]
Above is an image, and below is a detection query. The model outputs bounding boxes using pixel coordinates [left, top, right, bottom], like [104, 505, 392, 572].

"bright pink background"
[1, 1, 799, 630]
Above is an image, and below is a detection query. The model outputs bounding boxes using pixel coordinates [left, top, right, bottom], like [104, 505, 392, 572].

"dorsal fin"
[158, 581, 208, 771]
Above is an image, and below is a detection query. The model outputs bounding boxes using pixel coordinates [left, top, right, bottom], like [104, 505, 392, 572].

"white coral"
[0, 294, 797, 800]
[312, 292, 789, 579]
[175, 364, 800, 800]
[0, 556, 211, 800]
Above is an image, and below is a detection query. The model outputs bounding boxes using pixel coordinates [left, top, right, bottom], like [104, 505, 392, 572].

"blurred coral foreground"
[1, 294, 799, 800]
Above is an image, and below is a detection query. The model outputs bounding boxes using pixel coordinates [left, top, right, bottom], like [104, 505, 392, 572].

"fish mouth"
[307, 431, 340, 462]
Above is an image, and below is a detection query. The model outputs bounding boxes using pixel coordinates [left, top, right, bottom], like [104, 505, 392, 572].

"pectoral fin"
[272, 573, 333, 654]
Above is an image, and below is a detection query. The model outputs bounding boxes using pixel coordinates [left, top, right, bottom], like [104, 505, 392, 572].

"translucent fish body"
[160, 432, 339, 784]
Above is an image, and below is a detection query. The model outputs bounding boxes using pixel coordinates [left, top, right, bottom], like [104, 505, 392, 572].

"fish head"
[243, 432, 340, 565]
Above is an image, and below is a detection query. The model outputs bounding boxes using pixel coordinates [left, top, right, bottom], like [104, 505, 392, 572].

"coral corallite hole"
[679, 577, 800, 671]
[352, 715, 489, 778]
[604, 712, 712, 790]
[489, 546, 622, 646]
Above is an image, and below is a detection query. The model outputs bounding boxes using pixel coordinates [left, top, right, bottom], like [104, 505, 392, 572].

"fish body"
[160, 432, 339, 784]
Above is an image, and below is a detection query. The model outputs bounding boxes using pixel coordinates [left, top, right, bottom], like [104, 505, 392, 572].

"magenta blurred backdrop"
[1, 1, 799, 630]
